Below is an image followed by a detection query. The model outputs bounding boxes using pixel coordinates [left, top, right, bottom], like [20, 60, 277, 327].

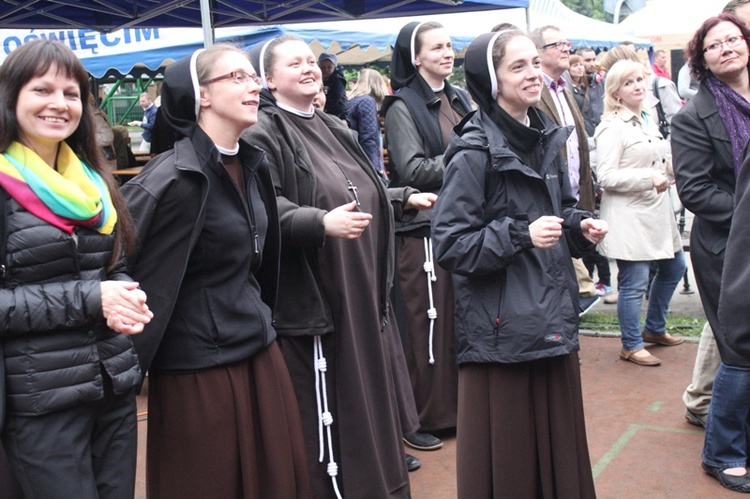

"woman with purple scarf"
[671, 12, 750, 493]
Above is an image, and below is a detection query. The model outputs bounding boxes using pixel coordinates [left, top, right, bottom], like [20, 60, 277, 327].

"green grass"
[579, 312, 705, 337]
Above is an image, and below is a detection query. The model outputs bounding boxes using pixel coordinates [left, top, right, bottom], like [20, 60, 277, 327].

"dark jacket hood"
[446, 106, 570, 183]
[161, 49, 203, 140]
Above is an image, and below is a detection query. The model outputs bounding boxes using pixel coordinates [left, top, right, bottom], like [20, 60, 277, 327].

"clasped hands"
[101, 281, 153, 335]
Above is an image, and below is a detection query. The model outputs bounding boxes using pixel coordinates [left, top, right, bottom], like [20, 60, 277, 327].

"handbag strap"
[652, 77, 668, 126]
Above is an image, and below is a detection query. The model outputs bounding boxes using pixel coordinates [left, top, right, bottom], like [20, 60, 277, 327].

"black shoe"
[403, 431, 443, 451]
[406, 453, 422, 472]
[702, 463, 750, 493]
[685, 409, 707, 429]
[579, 295, 601, 317]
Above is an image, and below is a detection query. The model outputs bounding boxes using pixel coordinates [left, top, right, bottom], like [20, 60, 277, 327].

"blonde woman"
[347, 68, 389, 179]
[600, 45, 682, 128]
[594, 59, 686, 367]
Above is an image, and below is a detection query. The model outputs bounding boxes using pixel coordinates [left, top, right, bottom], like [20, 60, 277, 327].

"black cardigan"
[121, 129, 281, 375]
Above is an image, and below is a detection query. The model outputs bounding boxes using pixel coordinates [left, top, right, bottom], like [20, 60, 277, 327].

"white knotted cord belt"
[423, 237, 437, 365]
[313, 335, 343, 499]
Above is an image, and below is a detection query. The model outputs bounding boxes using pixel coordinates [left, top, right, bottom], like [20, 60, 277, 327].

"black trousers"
[0, 443, 23, 498]
[2, 370, 137, 499]
[583, 249, 611, 287]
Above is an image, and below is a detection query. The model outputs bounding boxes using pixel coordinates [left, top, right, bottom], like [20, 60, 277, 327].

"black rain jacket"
[432, 108, 592, 365]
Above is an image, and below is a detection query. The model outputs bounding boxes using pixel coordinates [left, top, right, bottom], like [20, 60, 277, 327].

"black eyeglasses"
[205, 71, 262, 86]
[703, 36, 745, 54]
[542, 40, 572, 51]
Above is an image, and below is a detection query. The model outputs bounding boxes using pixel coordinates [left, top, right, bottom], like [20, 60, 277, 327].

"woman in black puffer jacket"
[0, 40, 151, 498]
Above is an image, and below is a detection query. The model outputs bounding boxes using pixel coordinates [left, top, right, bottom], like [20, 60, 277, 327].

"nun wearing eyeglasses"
[431, 31, 605, 498]
[120, 44, 312, 498]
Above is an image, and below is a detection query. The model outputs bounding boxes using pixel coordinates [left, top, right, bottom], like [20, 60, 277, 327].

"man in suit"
[128, 92, 157, 153]
[531, 25, 599, 312]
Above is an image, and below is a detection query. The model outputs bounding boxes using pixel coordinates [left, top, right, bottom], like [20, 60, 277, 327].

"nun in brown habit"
[382, 21, 472, 436]
[432, 30, 607, 497]
[243, 35, 437, 498]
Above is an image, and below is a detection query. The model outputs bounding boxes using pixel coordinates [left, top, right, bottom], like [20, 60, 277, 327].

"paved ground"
[406, 334, 730, 499]
[133, 270, 720, 499]
[134, 218, 718, 497]
[133, 333, 730, 498]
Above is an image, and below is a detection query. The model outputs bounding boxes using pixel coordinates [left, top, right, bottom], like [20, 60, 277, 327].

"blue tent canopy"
[0, 24, 480, 78]
[0, 1, 529, 32]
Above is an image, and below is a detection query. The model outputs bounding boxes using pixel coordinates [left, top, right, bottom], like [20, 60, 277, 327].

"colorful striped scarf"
[0, 141, 116, 234]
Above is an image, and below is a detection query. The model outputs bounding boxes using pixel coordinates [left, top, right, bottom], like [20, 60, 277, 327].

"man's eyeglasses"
[542, 40, 572, 51]
[703, 36, 745, 55]
[205, 71, 262, 86]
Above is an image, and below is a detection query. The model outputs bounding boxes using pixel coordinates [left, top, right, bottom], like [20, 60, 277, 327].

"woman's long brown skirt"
[146, 342, 312, 499]
[457, 353, 596, 499]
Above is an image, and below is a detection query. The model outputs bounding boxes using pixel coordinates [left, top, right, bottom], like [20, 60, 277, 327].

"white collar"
[217, 143, 239, 156]
[276, 101, 315, 118]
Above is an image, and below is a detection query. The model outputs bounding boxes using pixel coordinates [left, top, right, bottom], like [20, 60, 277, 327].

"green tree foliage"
[560, 0, 620, 23]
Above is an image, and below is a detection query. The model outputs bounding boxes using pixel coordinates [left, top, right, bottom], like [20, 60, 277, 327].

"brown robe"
[278, 112, 410, 498]
[395, 90, 460, 432]
[147, 344, 313, 499]
[457, 353, 596, 498]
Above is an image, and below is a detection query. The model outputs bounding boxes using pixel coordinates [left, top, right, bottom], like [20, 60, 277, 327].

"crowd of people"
[3, 0, 750, 497]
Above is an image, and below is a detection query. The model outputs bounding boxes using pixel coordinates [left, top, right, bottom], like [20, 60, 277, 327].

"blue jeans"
[615, 250, 686, 351]
[703, 363, 750, 469]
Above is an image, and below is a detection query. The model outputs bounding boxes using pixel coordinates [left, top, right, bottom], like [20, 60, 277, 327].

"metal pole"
[200, 0, 214, 48]
[613, 0, 626, 25]
[102, 78, 124, 116]
[525, 7, 531, 33]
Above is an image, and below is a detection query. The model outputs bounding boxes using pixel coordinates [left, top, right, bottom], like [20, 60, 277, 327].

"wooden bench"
[133, 154, 152, 166]
[113, 166, 143, 184]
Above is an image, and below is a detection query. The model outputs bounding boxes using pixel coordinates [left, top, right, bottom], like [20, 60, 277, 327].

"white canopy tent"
[618, 0, 728, 50]
[525, 0, 651, 50]
[299, 2, 652, 51]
